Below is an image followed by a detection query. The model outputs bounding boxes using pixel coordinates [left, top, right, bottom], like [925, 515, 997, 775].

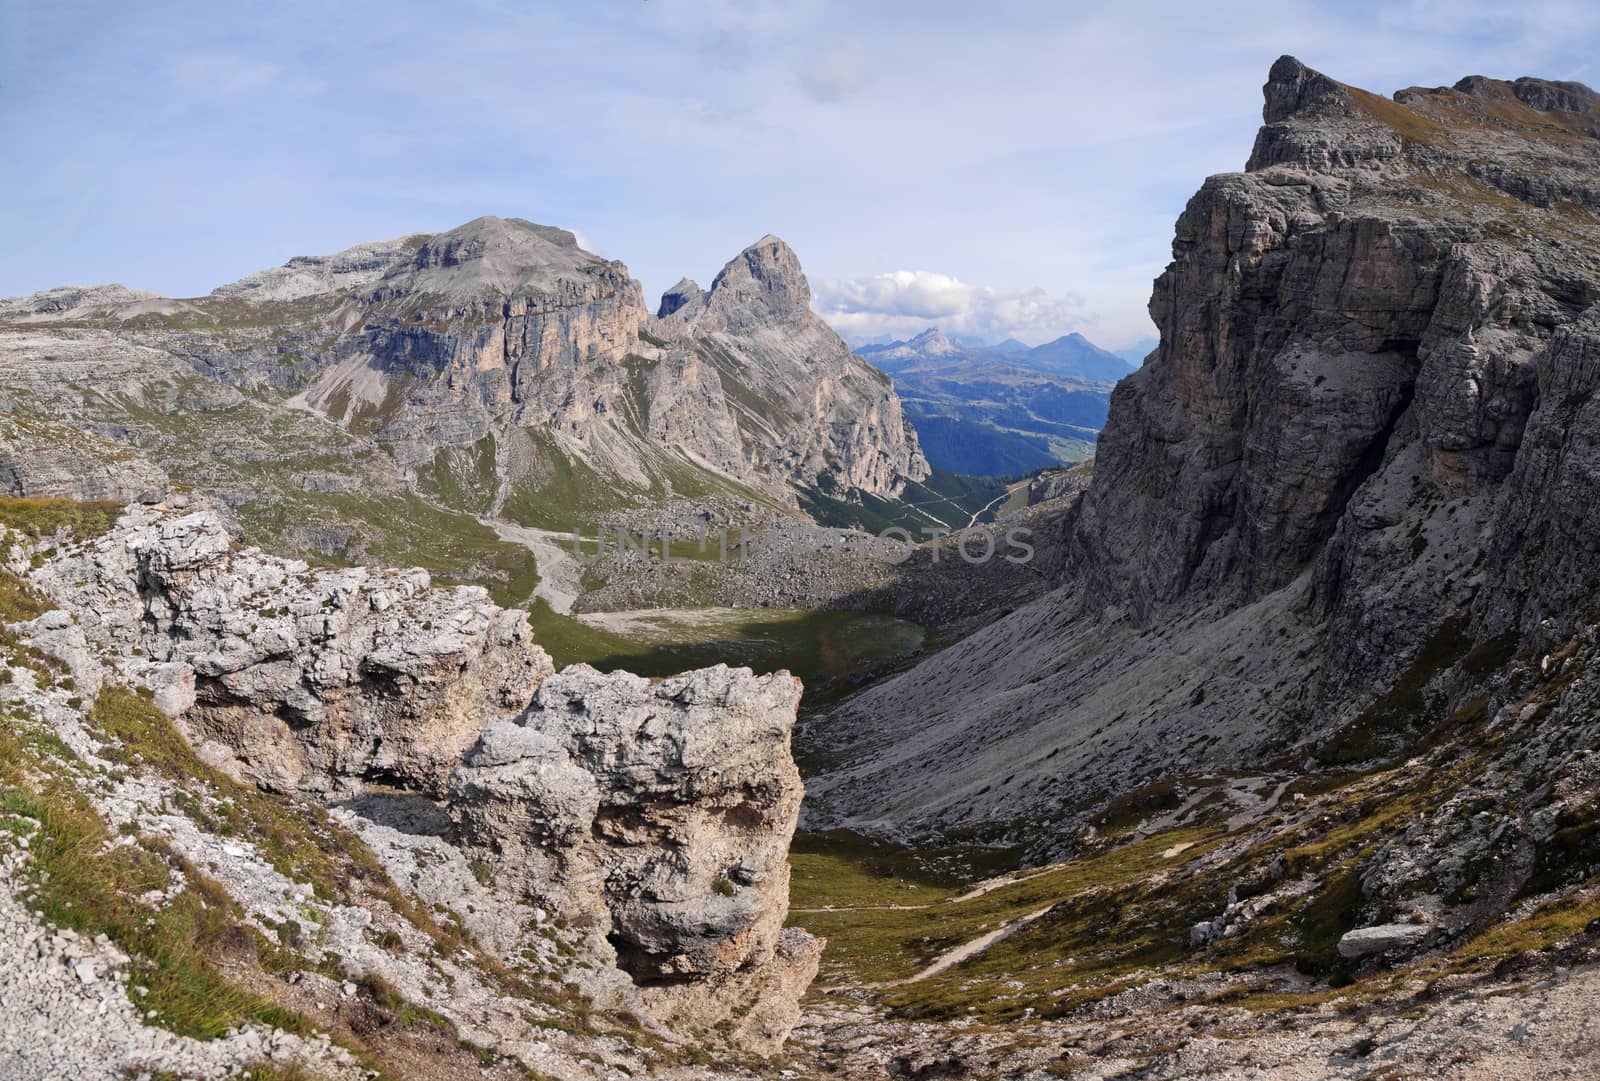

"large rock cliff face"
[658, 236, 930, 498]
[22, 504, 819, 1054]
[807, 57, 1600, 848]
[295, 218, 652, 474]
[0, 218, 925, 528]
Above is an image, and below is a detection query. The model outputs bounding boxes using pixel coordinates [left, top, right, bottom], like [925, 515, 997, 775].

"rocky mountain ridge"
[854, 326, 1118, 475]
[0, 217, 929, 557]
[859, 327, 1132, 382]
[810, 56, 1600, 849]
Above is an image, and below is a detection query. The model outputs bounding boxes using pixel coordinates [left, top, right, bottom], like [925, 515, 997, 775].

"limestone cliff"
[808, 57, 1600, 848]
[0, 217, 927, 534]
[656, 235, 930, 499]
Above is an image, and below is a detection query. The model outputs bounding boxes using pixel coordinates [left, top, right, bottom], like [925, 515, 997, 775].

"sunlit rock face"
[808, 56, 1600, 848]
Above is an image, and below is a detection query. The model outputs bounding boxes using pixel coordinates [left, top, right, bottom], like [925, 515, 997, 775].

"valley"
[3, 47, 1600, 1081]
[855, 328, 1130, 476]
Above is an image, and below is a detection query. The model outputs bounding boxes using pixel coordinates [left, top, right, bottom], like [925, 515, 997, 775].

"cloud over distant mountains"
[812, 270, 1085, 345]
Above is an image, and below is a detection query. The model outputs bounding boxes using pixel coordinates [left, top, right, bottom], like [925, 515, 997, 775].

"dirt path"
[861, 905, 1056, 989]
[965, 490, 1010, 528]
[482, 518, 584, 614]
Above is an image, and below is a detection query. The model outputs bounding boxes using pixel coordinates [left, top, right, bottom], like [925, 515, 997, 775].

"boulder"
[449, 662, 819, 1053]
[1337, 922, 1430, 959]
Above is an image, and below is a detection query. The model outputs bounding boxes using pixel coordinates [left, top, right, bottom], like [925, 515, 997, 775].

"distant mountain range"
[853, 328, 1135, 476]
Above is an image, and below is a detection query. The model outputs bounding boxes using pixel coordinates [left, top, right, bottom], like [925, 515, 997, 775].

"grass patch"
[796, 826, 1225, 997]
[236, 490, 539, 609]
[789, 829, 1016, 910]
[1451, 888, 1600, 967]
[0, 727, 308, 1041]
[414, 434, 499, 516]
[0, 494, 122, 548]
[0, 568, 54, 623]
[536, 605, 925, 694]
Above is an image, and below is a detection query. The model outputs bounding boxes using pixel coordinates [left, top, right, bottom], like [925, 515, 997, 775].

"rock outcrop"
[1026, 460, 1094, 507]
[0, 283, 165, 320]
[21, 502, 818, 1054]
[808, 56, 1600, 847]
[1337, 922, 1430, 959]
[449, 664, 821, 1052]
[33, 506, 552, 795]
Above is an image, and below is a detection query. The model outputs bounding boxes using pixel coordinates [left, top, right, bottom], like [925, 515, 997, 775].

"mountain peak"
[412, 216, 586, 270]
[704, 234, 811, 328]
[908, 327, 955, 353]
[388, 216, 614, 298]
[0, 282, 165, 317]
[657, 277, 705, 319]
[1260, 55, 1353, 124]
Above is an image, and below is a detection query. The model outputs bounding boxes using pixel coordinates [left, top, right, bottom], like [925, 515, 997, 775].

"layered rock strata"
[809, 57, 1600, 846]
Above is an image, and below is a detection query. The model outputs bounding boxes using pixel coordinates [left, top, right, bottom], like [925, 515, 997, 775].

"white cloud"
[812, 270, 1086, 345]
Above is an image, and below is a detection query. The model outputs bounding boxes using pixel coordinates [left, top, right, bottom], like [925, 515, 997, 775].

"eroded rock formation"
[25, 504, 817, 1052]
[34, 506, 550, 794]
[449, 664, 821, 1052]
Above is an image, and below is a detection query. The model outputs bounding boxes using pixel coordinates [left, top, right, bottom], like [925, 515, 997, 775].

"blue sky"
[4, 0, 1597, 348]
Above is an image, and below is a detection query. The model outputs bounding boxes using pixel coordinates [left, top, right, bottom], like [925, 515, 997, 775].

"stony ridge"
[809, 56, 1600, 847]
[0, 217, 929, 540]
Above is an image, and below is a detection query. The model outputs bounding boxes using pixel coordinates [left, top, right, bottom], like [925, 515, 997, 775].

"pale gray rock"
[1337, 922, 1430, 959]
[31, 505, 555, 795]
[0, 414, 167, 503]
[449, 663, 821, 1053]
[0, 283, 164, 320]
[14, 610, 104, 701]
[210, 235, 426, 302]
[655, 277, 704, 320]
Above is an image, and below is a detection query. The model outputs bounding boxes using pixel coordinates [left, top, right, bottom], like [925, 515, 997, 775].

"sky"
[3, 1, 1598, 350]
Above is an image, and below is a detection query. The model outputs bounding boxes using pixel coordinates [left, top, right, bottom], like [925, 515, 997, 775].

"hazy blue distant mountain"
[854, 327, 1125, 476]
[1013, 332, 1133, 381]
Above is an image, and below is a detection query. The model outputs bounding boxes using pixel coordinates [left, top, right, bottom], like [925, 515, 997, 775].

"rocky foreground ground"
[1, 499, 820, 1079]
[5, 494, 1599, 1080]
